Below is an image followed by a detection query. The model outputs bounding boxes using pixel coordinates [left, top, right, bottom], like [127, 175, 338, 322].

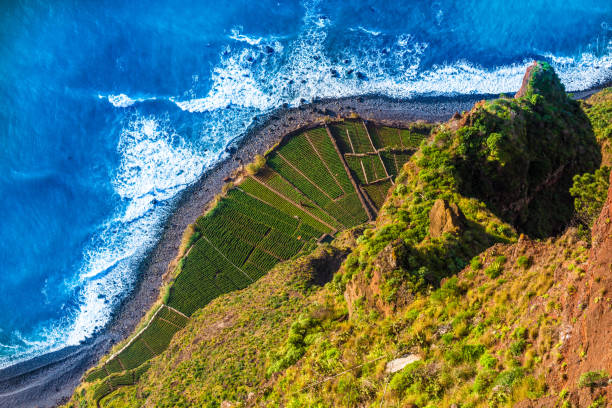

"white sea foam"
[98, 93, 157, 108]
[349, 26, 381, 36]
[171, 3, 610, 117]
[59, 115, 206, 348]
[229, 27, 262, 45]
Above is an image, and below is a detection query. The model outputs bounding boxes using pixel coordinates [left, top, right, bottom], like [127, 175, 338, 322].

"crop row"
[242, 262, 266, 281]
[101, 355, 124, 376]
[266, 154, 362, 227]
[246, 248, 280, 271]
[224, 189, 300, 232]
[239, 177, 332, 234]
[335, 193, 369, 223]
[139, 316, 182, 354]
[275, 134, 343, 198]
[368, 125, 403, 149]
[167, 237, 250, 315]
[394, 152, 413, 171]
[84, 367, 108, 383]
[292, 222, 323, 241]
[259, 229, 304, 259]
[157, 305, 189, 327]
[92, 363, 150, 402]
[349, 120, 376, 153]
[267, 155, 336, 210]
[306, 128, 354, 193]
[346, 155, 387, 184]
[116, 339, 155, 370]
[399, 128, 426, 148]
[339, 121, 374, 154]
[363, 180, 392, 209]
[258, 171, 342, 229]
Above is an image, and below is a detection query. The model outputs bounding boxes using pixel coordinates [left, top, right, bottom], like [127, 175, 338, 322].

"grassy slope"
[65, 65, 610, 407]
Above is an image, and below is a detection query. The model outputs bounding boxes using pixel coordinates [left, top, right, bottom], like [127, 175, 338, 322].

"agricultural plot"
[157, 305, 189, 327]
[348, 120, 375, 153]
[328, 123, 355, 154]
[139, 317, 182, 354]
[239, 177, 333, 233]
[94, 363, 150, 403]
[368, 125, 403, 149]
[345, 155, 387, 184]
[86, 119, 419, 387]
[399, 128, 428, 148]
[274, 134, 343, 198]
[246, 248, 280, 271]
[306, 128, 354, 192]
[379, 150, 399, 177]
[116, 339, 155, 370]
[256, 170, 342, 230]
[261, 156, 362, 227]
[84, 366, 108, 383]
[363, 180, 393, 209]
[394, 151, 413, 171]
[328, 121, 375, 154]
[335, 193, 370, 223]
[225, 189, 300, 232]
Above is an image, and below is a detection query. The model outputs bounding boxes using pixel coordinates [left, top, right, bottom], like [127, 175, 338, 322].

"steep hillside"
[65, 64, 611, 408]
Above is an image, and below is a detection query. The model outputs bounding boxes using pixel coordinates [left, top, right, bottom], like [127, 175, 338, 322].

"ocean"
[0, 0, 610, 368]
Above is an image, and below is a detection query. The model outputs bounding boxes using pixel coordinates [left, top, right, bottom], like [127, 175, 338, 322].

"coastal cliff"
[65, 63, 611, 408]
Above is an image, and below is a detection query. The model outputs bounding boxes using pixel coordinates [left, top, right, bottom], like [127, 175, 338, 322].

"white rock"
[385, 354, 421, 374]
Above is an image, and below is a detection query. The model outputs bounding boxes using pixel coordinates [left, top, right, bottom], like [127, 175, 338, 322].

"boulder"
[385, 354, 421, 374]
[429, 199, 465, 238]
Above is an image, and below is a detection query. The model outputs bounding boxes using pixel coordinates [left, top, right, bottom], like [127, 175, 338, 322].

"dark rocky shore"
[0, 86, 608, 408]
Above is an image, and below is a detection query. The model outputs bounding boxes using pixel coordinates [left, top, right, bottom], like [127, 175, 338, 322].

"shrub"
[516, 255, 531, 269]
[389, 361, 443, 400]
[570, 166, 610, 225]
[578, 370, 610, 388]
[267, 316, 320, 375]
[473, 369, 498, 394]
[509, 339, 527, 356]
[588, 396, 607, 408]
[495, 367, 525, 388]
[246, 154, 266, 175]
[479, 352, 497, 369]
[470, 256, 483, 270]
[445, 344, 485, 365]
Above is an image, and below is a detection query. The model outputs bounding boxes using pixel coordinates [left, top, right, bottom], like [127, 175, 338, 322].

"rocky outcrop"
[515, 61, 538, 98]
[344, 240, 407, 318]
[428, 199, 465, 238]
[454, 61, 600, 237]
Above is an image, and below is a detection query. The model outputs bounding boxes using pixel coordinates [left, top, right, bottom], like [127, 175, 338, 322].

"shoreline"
[0, 84, 609, 407]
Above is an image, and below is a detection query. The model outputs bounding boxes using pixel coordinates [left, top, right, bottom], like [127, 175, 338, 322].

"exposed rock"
[344, 240, 406, 317]
[515, 61, 538, 98]
[428, 199, 465, 238]
[385, 354, 421, 374]
[562, 171, 612, 397]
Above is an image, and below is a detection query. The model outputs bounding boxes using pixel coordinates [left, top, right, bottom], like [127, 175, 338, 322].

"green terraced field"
[83, 119, 429, 385]
[363, 180, 393, 209]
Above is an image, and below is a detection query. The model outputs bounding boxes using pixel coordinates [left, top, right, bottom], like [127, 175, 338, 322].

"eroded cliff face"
[562, 171, 612, 405]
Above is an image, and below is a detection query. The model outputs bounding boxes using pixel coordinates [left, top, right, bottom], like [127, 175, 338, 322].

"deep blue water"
[0, 0, 610, 367]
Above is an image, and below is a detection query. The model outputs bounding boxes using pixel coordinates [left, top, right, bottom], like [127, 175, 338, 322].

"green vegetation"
[245, 153, 266, 175]
[66, 67, 611, 408]
[570, 166, 610, 225]
[578, 370, 610, 388]
[78, 119, 418, 399]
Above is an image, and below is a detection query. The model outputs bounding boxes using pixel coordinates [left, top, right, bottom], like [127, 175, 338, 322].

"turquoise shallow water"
[0, 0, 610, 368]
